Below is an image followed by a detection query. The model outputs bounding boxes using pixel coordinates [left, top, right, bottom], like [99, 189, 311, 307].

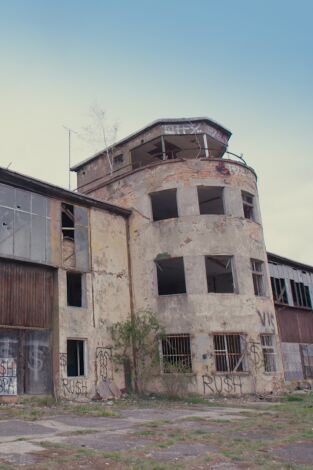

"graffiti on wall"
[58, 353, 88, 400]
[0, 358, 17, 395]
[96, 347, 113, 381]
[202, 374, 243, 395]
[257, 310, 275, 332]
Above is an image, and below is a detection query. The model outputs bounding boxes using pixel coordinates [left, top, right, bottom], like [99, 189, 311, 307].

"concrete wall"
[86, 158, 284, 396]
[56, 208, 131, 400]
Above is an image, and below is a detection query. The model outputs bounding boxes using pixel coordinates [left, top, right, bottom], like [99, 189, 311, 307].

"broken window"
[67, 272, 84, 307]
[271, 277, 288, 304]
[161, 334, 192, 373]
[290, 280, 312, 309]
[260, 334, 277, 372]
[251, 259, 265, 296]
[62, 203, 75, 241]
[242, 191, 255, 220]
[213, 334, 247, 372]
[150, 189, 178, 221]
[205, 256, 234, 293]
[198, 186, 224, 215]
[156, 257, 186, 295]
[61, 204, 89, 272]
[67, 340, 85, 377]
[113, 154, 124, 167]
[300, 344, 313, 379]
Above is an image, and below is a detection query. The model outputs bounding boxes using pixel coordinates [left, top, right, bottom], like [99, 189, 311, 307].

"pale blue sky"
[0, 0, 312, 263]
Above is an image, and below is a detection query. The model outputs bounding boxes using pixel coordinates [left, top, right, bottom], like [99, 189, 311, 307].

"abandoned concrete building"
[72, 117, 286, 396]
[268, 252, 313, 382]
[1, 117, 311, 400]
[0, 168, 131, 400]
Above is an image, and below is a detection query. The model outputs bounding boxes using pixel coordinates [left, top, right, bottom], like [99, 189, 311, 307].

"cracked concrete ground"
[0, 395, 312, 469]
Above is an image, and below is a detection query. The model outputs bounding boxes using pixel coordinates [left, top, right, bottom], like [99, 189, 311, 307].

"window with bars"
[242, 191, 255, 220]
[271, 277, 288, 304]
[260, 334, 277, 372]
[251, 259, 265, 296]
[213, 334, 247, 373]
[290, 280, 312, 309]
[161, 334, 192, 373]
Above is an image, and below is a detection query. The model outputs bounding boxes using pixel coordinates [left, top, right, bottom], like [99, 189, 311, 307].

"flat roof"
[71, 117, 232, 171]
[0, 167, 131, 217]
[267, 252, 313, 273]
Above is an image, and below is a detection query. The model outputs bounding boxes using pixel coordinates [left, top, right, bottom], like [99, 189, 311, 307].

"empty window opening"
[67, 340, 85, 377]
[150, 189, 178, 221]
[290, 280, 312, 309]
[198, 186, 224, 215]
[161, 334, 192, 373]
[300, 344, 313, 379]
[156, 257, 186, 295]
[113, 154, 124, 167]
[242, 191, 255, 220]
[62, 203, 74, 241]
[261, 334, 277, 372]
[205, 256, 234, 293]
[271, 277, 288, 304]
[67, 272, 83, 307]
[213, 334, 247, 372]
[251, 259, 265, 296]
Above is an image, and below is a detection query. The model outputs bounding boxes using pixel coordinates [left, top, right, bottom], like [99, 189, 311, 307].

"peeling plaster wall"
[85, 158, 284, 396]
[57, 208, 130, 400]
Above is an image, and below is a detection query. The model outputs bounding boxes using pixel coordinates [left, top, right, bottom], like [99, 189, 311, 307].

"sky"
[0, 0, 312, 264]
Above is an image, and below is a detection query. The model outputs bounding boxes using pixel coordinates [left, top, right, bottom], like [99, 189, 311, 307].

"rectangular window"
[205, 256, 234, 293]
[261, 334, 277, 372]
[156, 257, 186, 295]
[113, 154, 124, 166]
[300, 344, 313, 379]
[161, 334, 192, 373]
[67, 340, 85, 377]
[213, 334, 247, 372]
[271, 277, 288, 304]
[290, 280, 312, 309]
[251, 259, 265, 296]
[67, 272, 83, 307]
[242, 191, 255, 220]
[150, 189, 178, 221]
[61, 203, 75, 241]
[197, 186, 224, 215]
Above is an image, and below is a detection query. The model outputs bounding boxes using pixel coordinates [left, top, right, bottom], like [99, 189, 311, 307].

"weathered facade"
[0, 168, 131, 401]
[268, 252, 313, 384]
[73, 117, 284, 396]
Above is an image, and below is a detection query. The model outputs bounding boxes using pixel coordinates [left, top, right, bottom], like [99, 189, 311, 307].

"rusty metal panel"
[276, 307, 313, 343]
[0, 260, 54, 328]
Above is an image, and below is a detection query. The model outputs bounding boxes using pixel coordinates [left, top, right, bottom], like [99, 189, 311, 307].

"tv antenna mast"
[63, 126, 77, 190]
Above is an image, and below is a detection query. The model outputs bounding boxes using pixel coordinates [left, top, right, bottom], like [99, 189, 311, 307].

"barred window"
[271, 277, 288, 304]
[290, 280, 312, 309]
[260, 335, 277, 372]
[251, 259, 265, 296]
[161, 334, 192, 373]
[213, 334, 247, 373]
[242, 191, 255, 220]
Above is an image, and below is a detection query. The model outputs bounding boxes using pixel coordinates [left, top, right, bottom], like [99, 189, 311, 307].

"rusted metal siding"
[0, 260, 54, 328]
[276, 307, 313, 343]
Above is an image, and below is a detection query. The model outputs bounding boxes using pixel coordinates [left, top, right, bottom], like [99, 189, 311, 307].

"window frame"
[205, 255, 236, 294]
[270, 277, 289, 304]
[197, 186, 225, 215]
[260, 334, 277, 373]
[251, 259, 266, 297]
[160, 334, 192, 374]
[290, 280, 312, 309]
[242, 191, 255, 221]
[150, 188, 179, 222]
[213, 333, 248, 374]
[155, 256, 187, 296]
[66, 271, 86, 308]
[66, 339, 87, 378]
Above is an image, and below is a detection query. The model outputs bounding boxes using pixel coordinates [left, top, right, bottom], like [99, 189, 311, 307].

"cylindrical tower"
[74, 118, 283, 396]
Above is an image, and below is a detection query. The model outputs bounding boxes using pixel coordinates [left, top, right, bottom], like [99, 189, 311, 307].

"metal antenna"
[63, 126, 77, 190]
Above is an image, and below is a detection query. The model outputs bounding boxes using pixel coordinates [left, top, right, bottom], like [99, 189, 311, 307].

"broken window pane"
[67, 272, 83, 307]
[62, 203, 75, 241]
[260, 334, 277, 372]
[67, 340, 85, 377]
[290, 280, 312, 309]
[156, 257, 186, 295]
[161, 334, 192, 373]
[205, 256, 234, 293]
[198, 186, 224, 215]
[271, 277, 288, 304]
[242, 191, 255, 220]
[213, 334, 247, 372]
[0, 207, 14, 256]
[150, 189, 178, 221]
[251, 259, 265, 296]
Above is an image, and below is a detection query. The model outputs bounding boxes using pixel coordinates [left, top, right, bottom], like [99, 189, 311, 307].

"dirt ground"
[0, 393, 312, 469]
